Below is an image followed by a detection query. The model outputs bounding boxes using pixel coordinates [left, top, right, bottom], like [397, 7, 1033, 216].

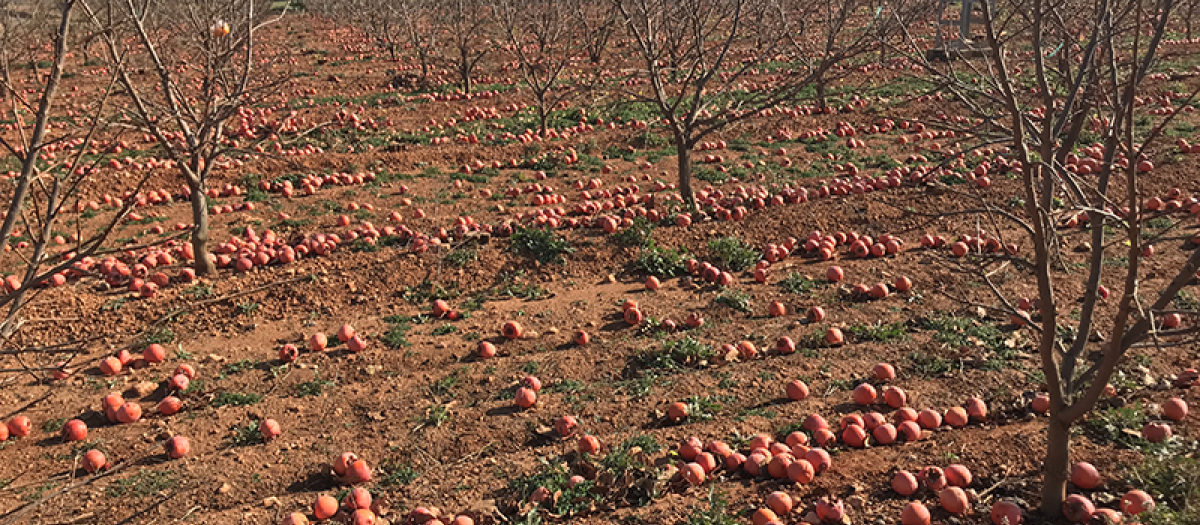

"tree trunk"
[0, 174, 34, 255]
[675, 136, 695, 210]
[1040, 417, 1071, 517]
[459, 53, 472, 94]
[537, 93, 548, 137]
[188, 182, 216, 276]
[816, 79, 828, 110]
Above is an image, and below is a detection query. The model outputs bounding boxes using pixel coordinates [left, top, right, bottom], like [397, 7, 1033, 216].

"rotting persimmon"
[555, 415, 578, 437]
[515, 387, 537, 408]
[667, 402, 688, 422]
[824, 327, 845, 345]
[785, 380, 809, 400]
[902, 502, 930, 525]
[313, 495, 338, 520]
[82, 449, 108, 473]
[158, 396, 182, 416]
[165, 435, 190, 459]
[261, 419, 282, 441]
[62, 419, 87, 442]
[502, 321, 523, 339]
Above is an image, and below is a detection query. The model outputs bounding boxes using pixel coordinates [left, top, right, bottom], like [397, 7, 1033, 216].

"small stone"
[605, 274, 617, 284]
[263, 497, 281, 508]
[547, 327, 560, 335]
[218, 483, 232, 494]
[130, 381, 158, 398]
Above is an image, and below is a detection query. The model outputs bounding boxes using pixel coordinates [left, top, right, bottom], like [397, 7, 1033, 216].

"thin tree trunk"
[537, 92, 548, 137]
[0, 3, 73, 254]
[459, 49, 471, 93]
[0, 176, 35, 256]
[1040, 417, 1071, 516]
[675, 134, 695, 210]
[188, 181, 216, 276]
[816, 80, 827, 110]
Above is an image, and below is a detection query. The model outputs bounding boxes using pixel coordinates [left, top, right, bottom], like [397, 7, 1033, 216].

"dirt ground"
[0, 12, 1198, 525]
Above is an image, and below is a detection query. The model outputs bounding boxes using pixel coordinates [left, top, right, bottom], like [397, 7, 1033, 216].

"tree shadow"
[1, 389, 53, 420]
[485, 405, 520, 417]
[749, 397, 794, 410]
[598, 313, 628, 333]
[286, 469, 338, 493]
[827, 402, 868, 415]
[114, 491, 182, 525]
[522, 428, 559, 449]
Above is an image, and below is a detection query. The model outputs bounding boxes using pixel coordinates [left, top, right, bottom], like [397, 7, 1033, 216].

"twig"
[976, 464, 1016, 498]
[453, 441, 497, 465]
[0, 440, 165, 525]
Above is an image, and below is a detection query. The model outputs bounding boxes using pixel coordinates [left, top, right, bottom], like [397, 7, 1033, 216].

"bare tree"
[353, 0, 438, 86]
[0, 0, 145, 351]
[492, 0, 578, 137]
[397, 0, 440, 84]
[573, 1, 619, 65]
[83, 0, 289, 276]
[893, 0, 1197, 515]
[0, 0, 72, 257]
[612, 0, 913, 208]
[436, 0, 493, 94]
[1181, 0, 1199, 39]
[352, 0, 405, 62]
